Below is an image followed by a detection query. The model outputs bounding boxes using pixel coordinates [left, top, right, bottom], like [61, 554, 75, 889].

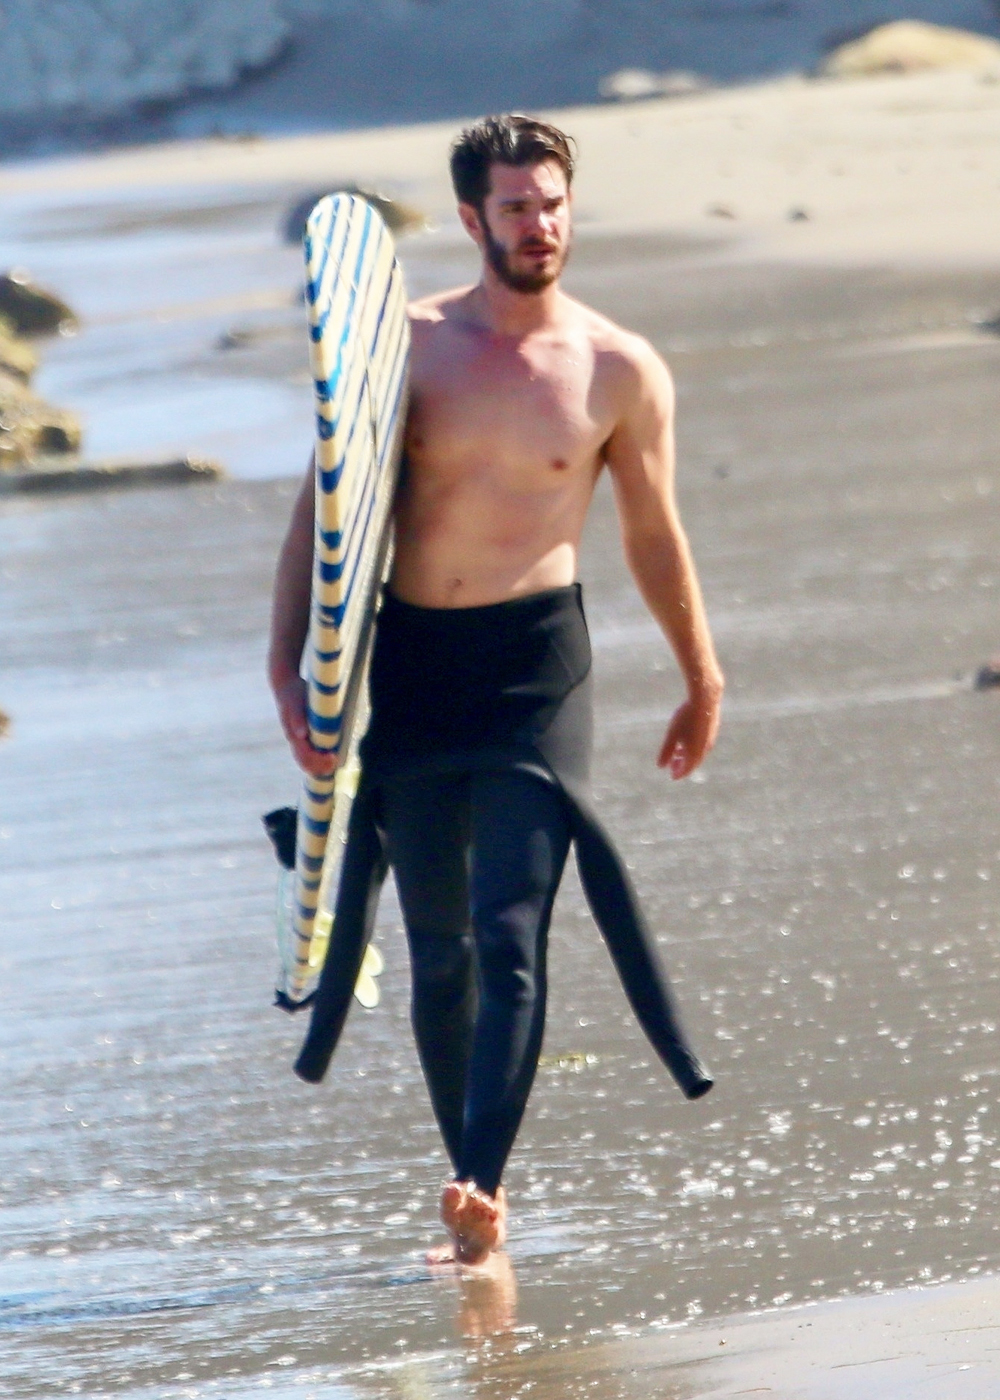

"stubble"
[480, 213, 571, 294]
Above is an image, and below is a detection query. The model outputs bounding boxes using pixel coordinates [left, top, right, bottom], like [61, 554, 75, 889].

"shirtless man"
[269, 115, 723, 1266]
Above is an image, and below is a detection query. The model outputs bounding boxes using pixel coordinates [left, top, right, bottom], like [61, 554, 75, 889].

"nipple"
[551, 458, 569, 472]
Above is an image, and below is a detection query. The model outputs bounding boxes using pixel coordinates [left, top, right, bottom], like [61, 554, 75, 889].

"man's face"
[465, 159, 572, 293]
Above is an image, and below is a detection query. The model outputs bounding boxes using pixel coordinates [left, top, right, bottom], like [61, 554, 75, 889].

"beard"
[481, 215, 570, 293]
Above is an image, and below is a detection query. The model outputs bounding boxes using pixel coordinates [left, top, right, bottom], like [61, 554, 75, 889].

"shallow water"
[2, 200, 1000, 1398]
[0, 184, 315, 479]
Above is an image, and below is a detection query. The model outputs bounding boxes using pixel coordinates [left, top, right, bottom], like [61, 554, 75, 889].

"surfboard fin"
[263, 806, 297, 870]
[264, 804, 385, 1011]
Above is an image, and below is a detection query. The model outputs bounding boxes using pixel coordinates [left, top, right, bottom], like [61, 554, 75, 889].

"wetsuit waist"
[380, 582, 583, 629]
[362, 581, 592, 779]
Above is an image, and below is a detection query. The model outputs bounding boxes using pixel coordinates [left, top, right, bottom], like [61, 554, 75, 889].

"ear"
[457, 201, 485, 246]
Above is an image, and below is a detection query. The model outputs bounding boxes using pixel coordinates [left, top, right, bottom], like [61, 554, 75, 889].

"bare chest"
[408, 329, 611, 474]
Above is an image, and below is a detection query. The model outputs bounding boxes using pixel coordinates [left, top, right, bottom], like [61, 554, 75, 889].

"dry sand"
[503, 1273, 1000, 1398]
[2, 67, 999, 269]
[3, 67, 1000, 1399]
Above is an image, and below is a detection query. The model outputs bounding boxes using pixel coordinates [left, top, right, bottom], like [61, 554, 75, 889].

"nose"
[523, 214, 557, 248]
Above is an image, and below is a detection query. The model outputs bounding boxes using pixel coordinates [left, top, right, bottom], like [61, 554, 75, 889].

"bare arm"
[267, 458, 335, 776]
[604, 342, 724, 778]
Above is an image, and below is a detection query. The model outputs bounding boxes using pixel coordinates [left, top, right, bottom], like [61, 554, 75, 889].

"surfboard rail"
[276, 193, 410, 1008]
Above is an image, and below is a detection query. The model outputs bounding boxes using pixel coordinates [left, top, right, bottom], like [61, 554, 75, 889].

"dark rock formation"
[0, 272, 83, 469]
[0, 371, 83, 468]
[0, 271, 78, 337]
[282, 188, 427, 246]
[974, 658, 1000, 690]
[819, 19, 1000, 75]
[0, 318, 37, 381]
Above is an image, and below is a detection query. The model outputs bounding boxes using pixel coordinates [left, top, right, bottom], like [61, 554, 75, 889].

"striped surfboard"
[277, 193, 410, 1008]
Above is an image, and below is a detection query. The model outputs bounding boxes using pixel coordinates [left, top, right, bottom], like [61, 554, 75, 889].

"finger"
[305, 736, 337, 775]
[290, 732, 312, 768]
[657, 716, 685, 768]
[658, 738, 679, 770]
[289, 728, 334, 776]
[670, 743, 693, 779]
[277, 703, 307, 746]
[307, 757, 337, 778]
[302, 750, 337, 778]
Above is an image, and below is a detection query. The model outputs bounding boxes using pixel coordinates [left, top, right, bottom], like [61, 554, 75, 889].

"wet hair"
[450, 114, 576, 211]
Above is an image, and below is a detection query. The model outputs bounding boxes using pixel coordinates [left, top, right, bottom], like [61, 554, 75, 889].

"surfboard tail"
[274, 756, 365, 1007]
[295, 787, 388, 1082]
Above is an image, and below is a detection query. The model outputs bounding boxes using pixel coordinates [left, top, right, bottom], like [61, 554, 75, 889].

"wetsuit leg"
[572, 807, 713, 1099]
[381, 773, 478, 1170]
[457, 770, 572, 1196]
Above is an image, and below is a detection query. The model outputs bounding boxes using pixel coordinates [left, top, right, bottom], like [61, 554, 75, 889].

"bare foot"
[426, 1181, 507, 1266]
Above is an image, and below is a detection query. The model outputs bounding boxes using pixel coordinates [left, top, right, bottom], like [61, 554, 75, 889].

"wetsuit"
[295, 584, 712, 1192]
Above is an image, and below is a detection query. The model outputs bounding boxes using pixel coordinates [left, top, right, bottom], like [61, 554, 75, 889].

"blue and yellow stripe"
[280, 193, 410, 1005]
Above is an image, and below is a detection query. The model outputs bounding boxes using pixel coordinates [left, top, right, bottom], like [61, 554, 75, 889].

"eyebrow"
[497, 193, 566, 209]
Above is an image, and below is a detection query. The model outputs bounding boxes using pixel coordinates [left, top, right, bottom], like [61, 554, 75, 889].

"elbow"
[624, 528, 683, 580]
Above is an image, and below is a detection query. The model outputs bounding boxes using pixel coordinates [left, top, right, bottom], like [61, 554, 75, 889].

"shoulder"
[408, 285, 476, 329]
[570, 299, 673, 413]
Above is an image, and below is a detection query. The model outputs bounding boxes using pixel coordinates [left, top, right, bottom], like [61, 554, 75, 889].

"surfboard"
[274, 193, 410, 1010]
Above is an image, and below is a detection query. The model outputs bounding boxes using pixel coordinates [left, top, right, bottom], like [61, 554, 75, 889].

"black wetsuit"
[295, 584, 712, 1192]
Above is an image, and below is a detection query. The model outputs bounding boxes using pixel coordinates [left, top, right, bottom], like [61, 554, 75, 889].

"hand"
[272, 673, 337, 778]
[657, 684, 722, 780]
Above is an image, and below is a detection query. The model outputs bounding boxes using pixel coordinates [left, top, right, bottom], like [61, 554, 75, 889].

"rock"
[0, 316, 37, 381]
[706, 203, 737, 220]
[0, 369, 82, 469]
[787, 206, 810, 222]
[282, 188, 428, 246]
[974, 658, 1000, 691]
[0, 456, 225, 495]
[976, 312, 1000, 336]
[216, 323, 296, 352]
[0, 277, 81, 467]
[599, 68, 707, 102]
[820, 21, 1000, 79]
[0, 270, 78, 337]
[599, 68, 664, 101]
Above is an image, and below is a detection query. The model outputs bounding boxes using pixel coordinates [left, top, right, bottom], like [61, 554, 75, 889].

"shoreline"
[523, 1270, 1000, 1399]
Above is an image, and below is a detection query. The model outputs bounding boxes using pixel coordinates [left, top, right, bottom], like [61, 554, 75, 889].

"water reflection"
[447, 1253, 519, 1341]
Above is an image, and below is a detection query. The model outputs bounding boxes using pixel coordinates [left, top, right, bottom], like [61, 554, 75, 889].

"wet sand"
[3, 78, 1000, 1399]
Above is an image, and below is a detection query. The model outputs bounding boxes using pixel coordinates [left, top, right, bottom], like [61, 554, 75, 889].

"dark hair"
[450, 114, 576, 210]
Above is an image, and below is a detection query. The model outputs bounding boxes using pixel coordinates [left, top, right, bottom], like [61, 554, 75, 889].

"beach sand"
[2, 67, 999, 266]
[1, 69, 1000, 1399]
[485, 1273, 1000, 1397]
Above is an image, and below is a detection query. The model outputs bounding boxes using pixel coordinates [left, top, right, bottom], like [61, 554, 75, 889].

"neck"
[472, 267, 563, 336]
